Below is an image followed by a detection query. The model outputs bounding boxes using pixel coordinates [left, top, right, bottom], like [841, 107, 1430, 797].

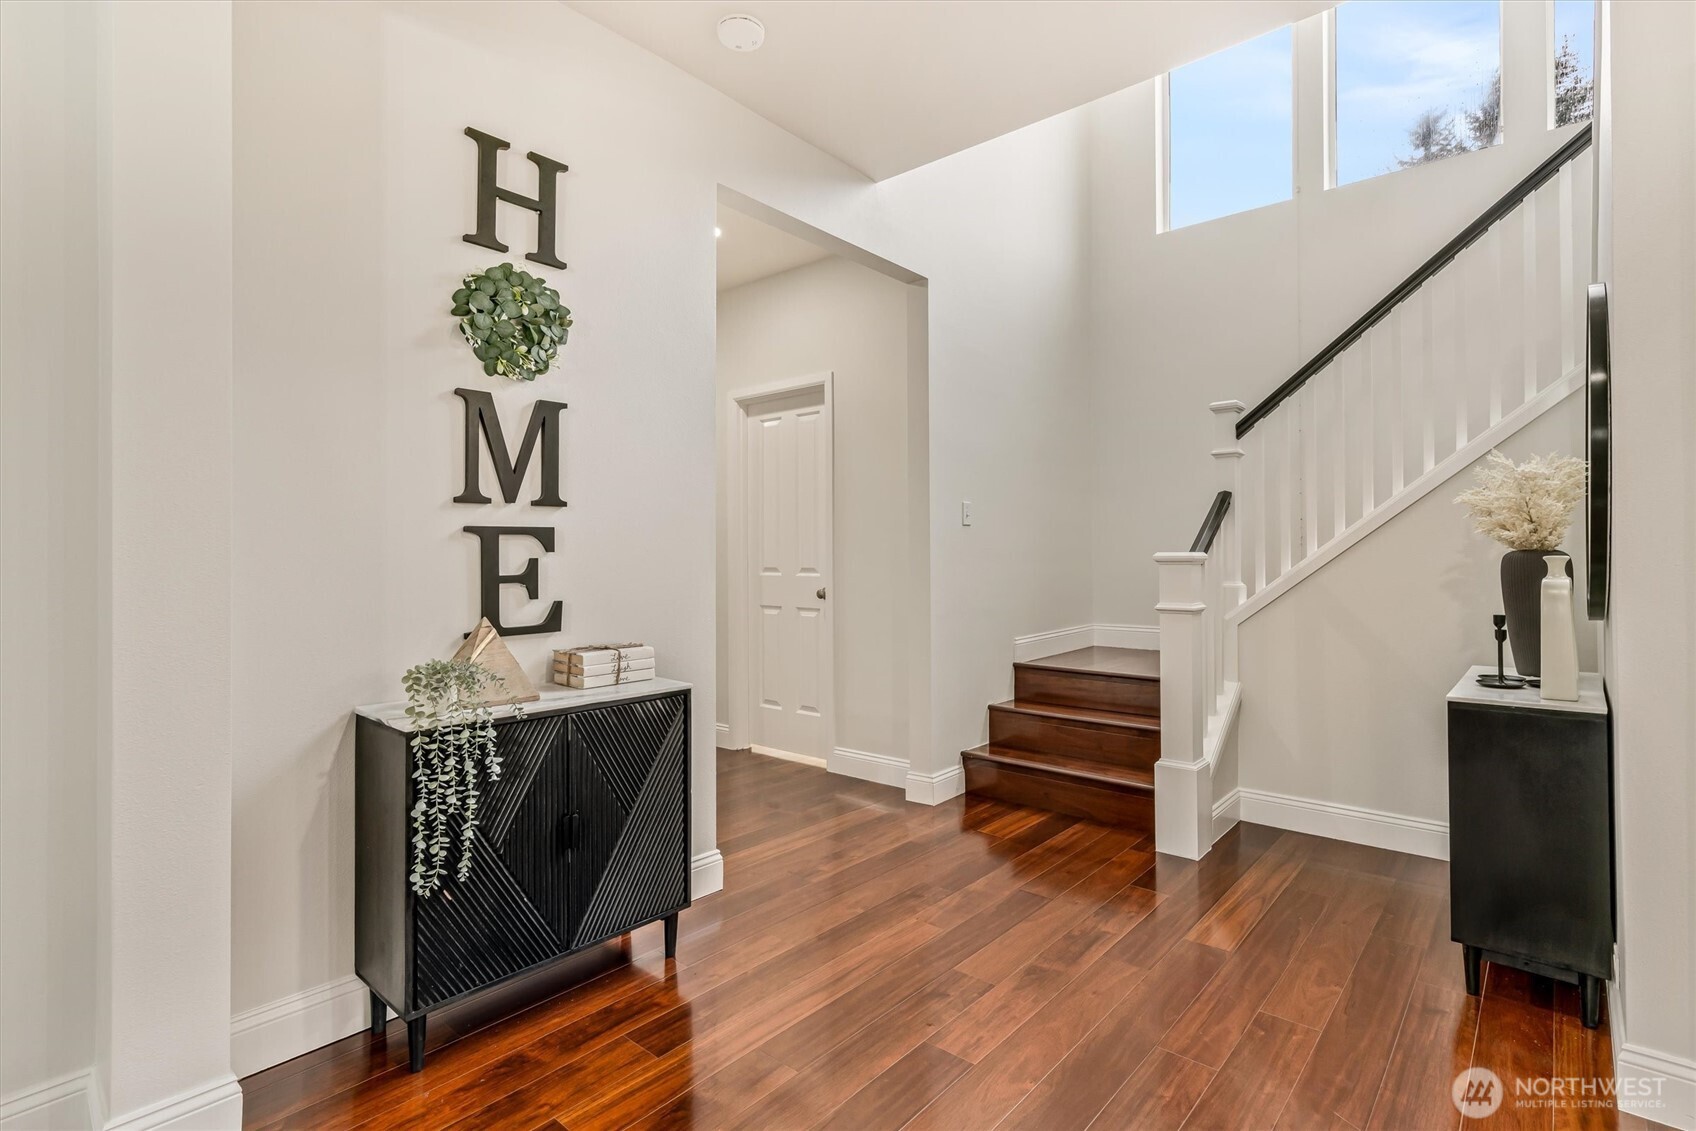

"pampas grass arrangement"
[1455, 450, 1587, 551]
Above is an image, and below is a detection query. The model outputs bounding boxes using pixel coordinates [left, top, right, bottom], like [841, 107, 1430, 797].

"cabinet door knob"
[816, 587, 827, 600]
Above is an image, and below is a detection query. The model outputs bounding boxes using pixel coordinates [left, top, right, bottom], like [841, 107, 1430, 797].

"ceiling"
[567, 0, 1335, 180]
[716, 204, 832, 291]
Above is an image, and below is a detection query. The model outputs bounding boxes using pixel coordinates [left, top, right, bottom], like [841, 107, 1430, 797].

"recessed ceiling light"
[717, 14, 764, 53]
[714, 226, 723, 238]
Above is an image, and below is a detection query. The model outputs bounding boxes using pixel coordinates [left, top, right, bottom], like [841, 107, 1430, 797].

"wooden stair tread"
[990, 699, 1160, 732]
[1015, 646, 1160, 682]
[962, 744, 1154, 791]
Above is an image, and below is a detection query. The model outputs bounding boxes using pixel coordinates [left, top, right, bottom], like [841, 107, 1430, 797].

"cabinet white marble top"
[1446, 666, 1607, 715]
[356, 677, 691, 731]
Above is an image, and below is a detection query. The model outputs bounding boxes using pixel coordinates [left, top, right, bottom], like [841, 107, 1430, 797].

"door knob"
[816, 587, 828, 600]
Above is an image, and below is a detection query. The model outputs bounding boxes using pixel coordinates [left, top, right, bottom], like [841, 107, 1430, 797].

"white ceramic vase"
[1540, 552, 1580, 701]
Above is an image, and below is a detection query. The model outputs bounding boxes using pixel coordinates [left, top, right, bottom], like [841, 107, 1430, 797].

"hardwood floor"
[240, 750, 1659, 1130]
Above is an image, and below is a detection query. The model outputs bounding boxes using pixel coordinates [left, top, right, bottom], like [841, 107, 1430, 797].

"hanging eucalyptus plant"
[450, 262, 571, 381]
[402, 658, 516, 897]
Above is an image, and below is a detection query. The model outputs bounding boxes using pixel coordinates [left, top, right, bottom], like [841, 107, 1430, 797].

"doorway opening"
[714, 189, 929, 792]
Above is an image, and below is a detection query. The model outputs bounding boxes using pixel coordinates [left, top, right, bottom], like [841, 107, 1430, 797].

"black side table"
[1447, 666, 1613, 1028]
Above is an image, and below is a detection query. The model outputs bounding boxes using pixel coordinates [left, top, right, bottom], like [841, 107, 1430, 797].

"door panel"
[567, 694, 690, 947]
[745, 385, 832, 760]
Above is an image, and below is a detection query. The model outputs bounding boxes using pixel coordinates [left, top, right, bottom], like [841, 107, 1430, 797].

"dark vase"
[1501, 549, 1570, 677]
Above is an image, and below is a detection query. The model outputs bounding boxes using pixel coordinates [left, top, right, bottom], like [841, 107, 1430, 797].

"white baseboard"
[1, 1070, 94, 1131]
[906, 764, 965, 806]
[1211, 786, 1242, 845]
[1012, 624, 1160, 662]
[1092, 624, 1161, 651]
[692, 849, 725, 899]
[104, 1076, 241, 1131]
[714, 722, 730, 744]
[231, 973, 376, 1079]
[1236, 788, 1449, 860]
[748, 744, 827, 769]
[828, 746, 909, 788]
[1012, 625, 1095, 662]
[1617, 1043, 1696, 1130]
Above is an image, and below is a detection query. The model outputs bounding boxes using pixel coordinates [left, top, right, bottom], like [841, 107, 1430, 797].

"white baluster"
[1361, 337, 1376, 516]
[1418, 284, 1436, 475]
[1484, 224, 1504, 426]
[1453, 262, 1469, 453]
[1252, 429, 1267, 594]
[1522, 198, 1539, 402]
[1558, 163, 1576, 375]
[1389, 305, 1406, 495]
[1279, 407, 1294, 578]
[1333, 356, 1348, 538]
[1302, 384, 1319, 559]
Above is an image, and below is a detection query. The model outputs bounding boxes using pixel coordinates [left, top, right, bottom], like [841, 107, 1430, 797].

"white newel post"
[1154, 552, 1209, 859]
[1210, 401, 1247, 683]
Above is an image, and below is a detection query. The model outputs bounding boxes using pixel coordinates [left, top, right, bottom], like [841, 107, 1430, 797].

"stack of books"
[553, 644, 655, 689]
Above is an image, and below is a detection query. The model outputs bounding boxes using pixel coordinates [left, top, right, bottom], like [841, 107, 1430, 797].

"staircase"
[962, 647, 1160, 829]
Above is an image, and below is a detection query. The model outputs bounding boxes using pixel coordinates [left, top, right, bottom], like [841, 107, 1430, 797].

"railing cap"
[1209, 400, 1247, 415]
[1154, 551, 1208, 564]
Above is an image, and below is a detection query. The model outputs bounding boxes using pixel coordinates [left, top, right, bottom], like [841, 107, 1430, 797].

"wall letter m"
[454, 388, 567, 507]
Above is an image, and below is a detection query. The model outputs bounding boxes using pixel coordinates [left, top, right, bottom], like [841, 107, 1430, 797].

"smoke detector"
[718, 14, 765, 52]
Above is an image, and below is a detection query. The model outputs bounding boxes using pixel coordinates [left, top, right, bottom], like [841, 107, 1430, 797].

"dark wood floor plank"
[816, 1043, 972, 1131]
[437, 1035, 659, 1130]
[1085, 1047, 1215, 1131]
[998, 939, 1227, 1131]
[724, 969, 990, 1130]
[1186, 833, 1309, 951]
[1182, 1012, 1321, 1131]
[619, 1049, 796, 1131]
[1262, 865, 1394, 1029]
[1366, 980, 1481, 1131]
[1469, 977, 1557, 1131]
[1275, 932, 1423, 1130]
[1160, 885, 1328, 1068]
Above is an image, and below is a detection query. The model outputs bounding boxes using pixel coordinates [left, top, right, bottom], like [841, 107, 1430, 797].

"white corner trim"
[1012, 625, 1094, 662]
[1615, 1043, 1696, 1130]
[1, 1069, 95, 1131]
[104, 1075, 242, 1131]
[231, 973, 377, 1079]
[1012, 624, 1160, 662]
[1211, 786, 1242, 845]
[1236, 788, 1449, 860]
[692, 849, 725, 899]
[829, 746, 910, 788]
[906, 764, 965, 806]
[748, 744, 827, 769]
[1233, 369, 1583, 625]
[714, 722, 730, 743]
[1091, 624, 1161, 652]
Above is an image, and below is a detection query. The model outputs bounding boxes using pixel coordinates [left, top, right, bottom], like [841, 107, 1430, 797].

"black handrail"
[1237, 123, 1593, 438]
[1190, 491, 1232, 553]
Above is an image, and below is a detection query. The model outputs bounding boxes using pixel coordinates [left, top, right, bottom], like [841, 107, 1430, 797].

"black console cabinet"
[355, 683, 691, 1070]
[1447, 667, 1612, 1028]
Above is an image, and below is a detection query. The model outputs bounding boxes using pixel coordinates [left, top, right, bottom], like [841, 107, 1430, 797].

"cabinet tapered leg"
[664, 912, 679, 959]
[1580, 975, 1602, 1029]
[1463, 945, 1483, 995]
[369, 990, 386, 1037]
[407, 1015, 426, 1072]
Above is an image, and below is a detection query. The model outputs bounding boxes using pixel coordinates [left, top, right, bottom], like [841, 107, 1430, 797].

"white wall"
[716, 255, 918, 770]
[1235, 403, 1592, 841]
[1604, 2, 1696, 1123]
[0, 0, 99, 1122]
[1089, 3, 1591, 624]
[230, 0, 1095, 1071]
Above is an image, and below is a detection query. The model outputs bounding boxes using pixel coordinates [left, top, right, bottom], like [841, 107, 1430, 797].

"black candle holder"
[1478, 614, 1527, 689]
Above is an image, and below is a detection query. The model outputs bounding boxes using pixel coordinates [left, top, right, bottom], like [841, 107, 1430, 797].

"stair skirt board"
[1012, 624, 1159, 662]
[1212, 787, 1449, 861]
[228, 849, 726, 1078]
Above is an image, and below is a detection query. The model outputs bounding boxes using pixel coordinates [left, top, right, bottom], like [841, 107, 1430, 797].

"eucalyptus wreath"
[450, 262, 572, 381]
[401, 658, 518, 897]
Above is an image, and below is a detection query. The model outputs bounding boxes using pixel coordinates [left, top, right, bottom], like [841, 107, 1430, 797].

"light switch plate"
[961, 500, 973, 526]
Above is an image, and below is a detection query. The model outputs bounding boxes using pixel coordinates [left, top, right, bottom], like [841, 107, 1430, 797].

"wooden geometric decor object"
[450, 617, 540, 706]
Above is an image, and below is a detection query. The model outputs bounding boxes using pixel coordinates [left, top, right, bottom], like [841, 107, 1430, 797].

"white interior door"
[744, 383, 832, 761]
